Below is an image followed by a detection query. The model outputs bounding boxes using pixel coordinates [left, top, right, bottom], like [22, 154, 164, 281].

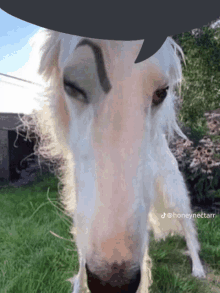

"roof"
[0, 112, 23, 130]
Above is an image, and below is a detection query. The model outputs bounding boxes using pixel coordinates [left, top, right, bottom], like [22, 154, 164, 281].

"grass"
[0, 174, 220, 293]
[0, 174, 78, 293]
[149, 216, 220, 293]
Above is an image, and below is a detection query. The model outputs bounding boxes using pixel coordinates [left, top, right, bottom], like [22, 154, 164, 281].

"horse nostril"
[86, 263, 141, 293]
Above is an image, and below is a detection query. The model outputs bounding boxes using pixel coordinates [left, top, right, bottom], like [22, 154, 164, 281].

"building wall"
[8, 130, 35, 181]
[0, 129, 9, 181]
[0, 113, 25, 182]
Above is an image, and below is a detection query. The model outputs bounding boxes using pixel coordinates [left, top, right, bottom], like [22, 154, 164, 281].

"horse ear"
[38, 31, 61, 81]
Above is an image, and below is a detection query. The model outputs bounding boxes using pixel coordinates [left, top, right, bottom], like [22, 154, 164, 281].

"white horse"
[29, 29, 206, 293]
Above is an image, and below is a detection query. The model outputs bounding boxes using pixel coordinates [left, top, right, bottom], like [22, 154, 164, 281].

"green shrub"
[173, 27, 220, 131]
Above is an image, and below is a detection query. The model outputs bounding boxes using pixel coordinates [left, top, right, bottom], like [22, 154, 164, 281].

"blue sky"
[0, 9, 48, 114]
[0, 9, 41, 74]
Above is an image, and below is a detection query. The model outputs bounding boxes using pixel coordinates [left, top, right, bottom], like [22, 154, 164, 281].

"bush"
[173, 27, 220, 131]
[170, 27, 220, 204]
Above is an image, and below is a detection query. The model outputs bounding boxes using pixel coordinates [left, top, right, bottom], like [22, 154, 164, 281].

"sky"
[0, 9, 47, 114]
[0, 9, 43, 77]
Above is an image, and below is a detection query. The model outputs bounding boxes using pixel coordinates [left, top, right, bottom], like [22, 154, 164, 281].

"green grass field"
[0, 174, 220, 293]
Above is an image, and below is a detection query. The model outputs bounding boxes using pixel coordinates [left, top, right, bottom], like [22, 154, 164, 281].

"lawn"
[0, 175, 78, 293]
[0, 174, 220, 293]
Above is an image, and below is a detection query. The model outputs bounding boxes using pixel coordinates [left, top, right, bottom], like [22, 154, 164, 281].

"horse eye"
[153, 86, 169, 106]
[64, 79, 89, 104]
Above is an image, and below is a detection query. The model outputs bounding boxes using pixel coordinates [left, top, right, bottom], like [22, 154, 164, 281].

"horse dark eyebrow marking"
[76, 39, 112, 94]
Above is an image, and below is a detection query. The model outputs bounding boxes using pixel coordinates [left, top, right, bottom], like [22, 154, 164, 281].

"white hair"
[22, 29, 205, 293]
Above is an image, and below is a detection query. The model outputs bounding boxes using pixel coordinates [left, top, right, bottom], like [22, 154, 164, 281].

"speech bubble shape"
[1, 1, 220, 63]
